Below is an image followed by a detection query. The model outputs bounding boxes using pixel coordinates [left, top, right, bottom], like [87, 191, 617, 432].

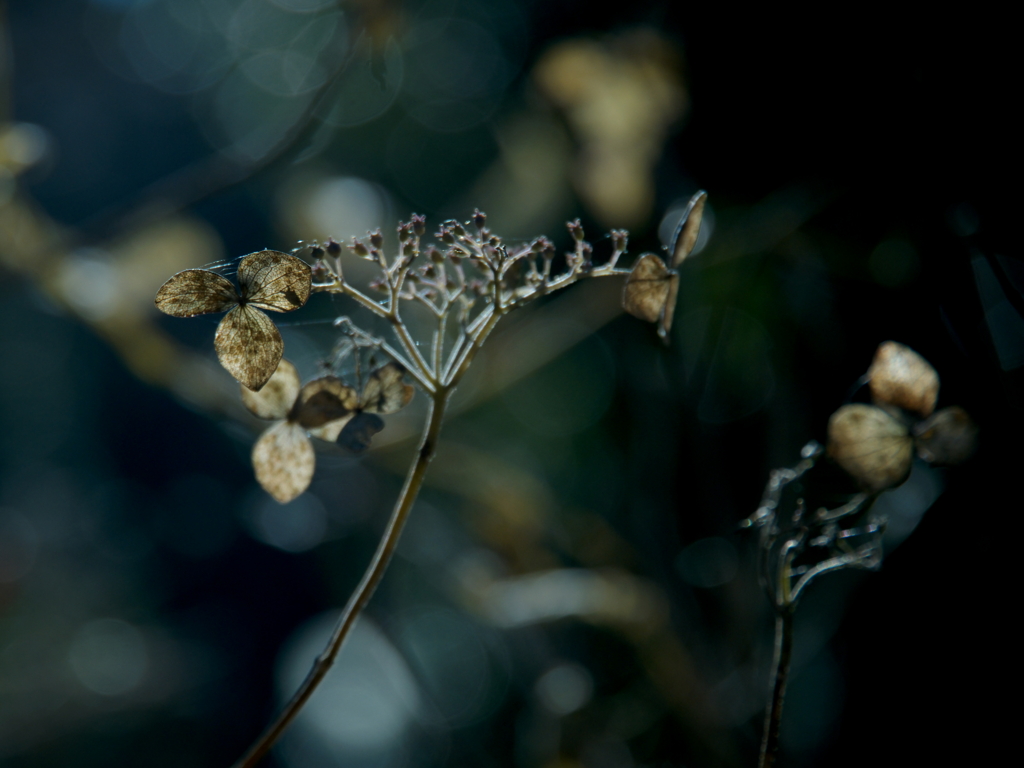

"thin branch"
[759, 609, 794, 768]
[231, 390, 452, 768]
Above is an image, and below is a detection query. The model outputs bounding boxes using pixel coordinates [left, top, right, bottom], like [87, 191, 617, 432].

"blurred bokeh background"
[0, 2, 1016, 766]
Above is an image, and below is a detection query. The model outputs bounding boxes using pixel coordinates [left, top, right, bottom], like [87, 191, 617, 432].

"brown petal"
[337, 412, 385, 453]
[361, 362, 415, 414]
[241, 359, 300, 420]
[252, 421, 315, 504]
[155, 269, 237, 317]
[238, 250, 312, 313]
[827, 404, 913, 493]
[913, 406, 978, 466]
[214, 305, 283, 391]
[622, 253, 673, 324]
[669, 190, 707, 267]
[293, 376, 359, 428]
[867, 341, 939, 417]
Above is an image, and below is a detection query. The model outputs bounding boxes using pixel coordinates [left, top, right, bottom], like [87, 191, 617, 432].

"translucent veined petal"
[669, 190, 707, 268]
[238, 250, 312, 313]
[827, 404, 913, 493]
[241, 359, 301, 420]
[867, 341, 939, 417]
[215, 305, 283, 391]
[360, 362, 414, 414]
[252, 421, 315, 504]
[155, 269, 237, 317]
[622, 254, 672, 325]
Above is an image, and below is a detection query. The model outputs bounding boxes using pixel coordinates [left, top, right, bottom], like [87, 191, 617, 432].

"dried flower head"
[827, 342, 976, 492]
[155, 250, 311, 390]
[622, 190, 706, 342]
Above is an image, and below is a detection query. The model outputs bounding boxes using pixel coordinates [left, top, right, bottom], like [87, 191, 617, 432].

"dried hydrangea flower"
[622, 190, 706, 342]
[243, 360, 357, 503]
[155, 250, 311, 391]
[827, 403, 913, 493]
[867, 341, 939, 417]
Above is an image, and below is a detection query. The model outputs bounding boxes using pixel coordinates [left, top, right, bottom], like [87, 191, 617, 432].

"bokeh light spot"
[68, 618, 148, 696]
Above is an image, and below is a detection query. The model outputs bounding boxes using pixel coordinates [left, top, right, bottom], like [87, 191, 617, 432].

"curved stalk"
[231, 391, 452, 768]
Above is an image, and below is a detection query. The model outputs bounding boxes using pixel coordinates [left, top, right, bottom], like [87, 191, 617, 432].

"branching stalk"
[231, 391, 452, 768]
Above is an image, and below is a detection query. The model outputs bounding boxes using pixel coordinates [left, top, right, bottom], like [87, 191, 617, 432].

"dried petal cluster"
[622, 190, 706, 342]
[827, 342, 976, 492]
[155, 250, 311, 390]
[244, 360, 414, 503]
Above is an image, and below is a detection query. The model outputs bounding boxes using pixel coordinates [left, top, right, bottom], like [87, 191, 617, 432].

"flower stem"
[759, 607, 794, 768]
[231, 390, 452, 768]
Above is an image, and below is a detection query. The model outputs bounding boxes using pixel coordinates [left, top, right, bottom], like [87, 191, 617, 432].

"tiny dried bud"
[439, 228, 456, 245]
[473, 209, 487, 230]
[369, 229, 384, 250]
[452, 222, 467, 237]
[427, 246, 444, 264]
[350, 239, 370, 258]
[446, 277, 456, 290]
[398, 223, 411, 242]
[423, 264, 436, 278]
[412, 214, 426, 237]
[406, 272, 420, 283]
[311, 259, 331, 282]
[309, 245, 325, 260]
[369, 278, 388, 293]
[568, 219, 584, 242]
[325, 238, 342, 257]
[612, 230, 628, 252]
[402, 240, 416, 257]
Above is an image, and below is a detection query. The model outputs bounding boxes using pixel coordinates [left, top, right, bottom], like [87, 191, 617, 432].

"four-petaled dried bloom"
[828, 341, 976, 493]
[155, 250, 311, 391]
[622, 190, 707, 343]
[242, 359, 417, 502]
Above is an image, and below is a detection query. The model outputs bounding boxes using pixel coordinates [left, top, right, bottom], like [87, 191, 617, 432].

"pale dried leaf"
[827, 404, 913, 493]
[337, 412, 385, 453]
[294, 376, 359, 427]
[155, 269, 237, 317]
[622, 254, 673, 324]
[241, 359, 300, 420]
[868, 341, 939, 417]
[238, 250, 312, 313]
[252, 420, 315, 504]
[669, 190, 707, 267]
[361, 362, 414, 414]
[914, 406, 978, 466]
[215, 304, 283, 391]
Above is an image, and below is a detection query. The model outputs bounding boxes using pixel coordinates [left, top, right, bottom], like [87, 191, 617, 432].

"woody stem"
[231, 389, 452, 768]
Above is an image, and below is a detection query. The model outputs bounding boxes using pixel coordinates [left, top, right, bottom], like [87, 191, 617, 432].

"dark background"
[0, 2, 1015, 766]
